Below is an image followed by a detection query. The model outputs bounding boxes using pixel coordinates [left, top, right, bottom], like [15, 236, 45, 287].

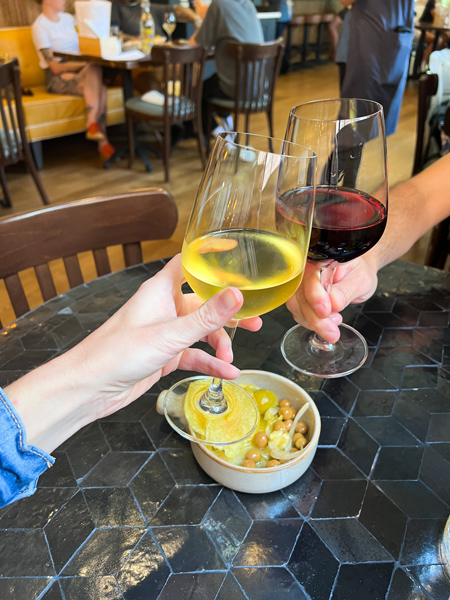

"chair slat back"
[0, 188, 178, 324]
[151, 45, 206, 124]
[412, 72, 439, 175]
[226, 39, 284, 115]
[0, 58, 26, 167]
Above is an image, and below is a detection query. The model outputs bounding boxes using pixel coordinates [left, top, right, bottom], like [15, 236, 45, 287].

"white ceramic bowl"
[191, 370, 321, 494]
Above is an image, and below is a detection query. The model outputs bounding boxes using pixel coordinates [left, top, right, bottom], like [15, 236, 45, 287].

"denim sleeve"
[0, 387, 54, 508]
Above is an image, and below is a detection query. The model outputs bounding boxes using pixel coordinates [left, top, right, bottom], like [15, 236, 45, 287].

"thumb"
[330, 264, 378, 312]
[170, 287, 244, 349]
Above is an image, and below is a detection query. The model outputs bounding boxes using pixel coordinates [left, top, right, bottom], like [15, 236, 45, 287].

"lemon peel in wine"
[184, 379, 259, 458]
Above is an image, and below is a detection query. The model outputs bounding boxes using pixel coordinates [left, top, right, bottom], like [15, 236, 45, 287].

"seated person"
[419, 0, 448, 69]
[190, 0, 265, 138]
[32, 0, 115, 161]
[109, 0, 202, 94]
[110, 0, 202, 39]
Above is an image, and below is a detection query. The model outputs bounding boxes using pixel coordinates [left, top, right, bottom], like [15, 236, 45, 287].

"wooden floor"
[1, 63, 426, 326]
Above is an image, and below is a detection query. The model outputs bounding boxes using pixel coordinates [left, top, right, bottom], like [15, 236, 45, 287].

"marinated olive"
[284, 419, 293, 431]
[294, 433, 307, 449]
[280, 407, 294, 420]
[242, 459, 257, 468]
[254, 431, 268, 448]
[253, 389, 278, 414]
[292, 432, 302, 444]
[279, 399, 291, 408]
[246, 449, 261, 462]
[273, 420, 287, 431]
[295, 421, 308, 434]
[266, 459, 281, 468]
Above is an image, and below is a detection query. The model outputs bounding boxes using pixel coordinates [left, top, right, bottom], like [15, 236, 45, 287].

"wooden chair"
[126, 44, 207, 182]
[0, 188, 178, 326]
[412, 72, 439, 175]
[0, 58, 49, 208]
[206, 38, 284, 152]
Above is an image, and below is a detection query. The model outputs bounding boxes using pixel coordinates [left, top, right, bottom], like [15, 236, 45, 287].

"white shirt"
[32, 13, 79, 70]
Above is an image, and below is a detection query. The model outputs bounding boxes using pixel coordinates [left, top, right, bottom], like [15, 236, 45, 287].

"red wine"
[308, 187, 387, 264]
[277, 186, 386, 265]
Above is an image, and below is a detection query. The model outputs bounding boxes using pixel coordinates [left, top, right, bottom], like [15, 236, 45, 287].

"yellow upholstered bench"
[0, 26, 125, 167]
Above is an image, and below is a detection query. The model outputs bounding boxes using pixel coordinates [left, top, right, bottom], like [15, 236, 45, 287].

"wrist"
[4, 347, 96, 453]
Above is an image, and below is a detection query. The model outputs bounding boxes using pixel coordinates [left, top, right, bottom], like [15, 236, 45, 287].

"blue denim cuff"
[0, 387, 54, 508]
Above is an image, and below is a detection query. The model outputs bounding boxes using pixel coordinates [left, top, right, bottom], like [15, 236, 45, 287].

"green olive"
[242, 459, 257, 468]
[279, 399, 291, 408]
[295, 421, 308, 435]
[280, 407, 294, 420]
[253, 389, 279, 414]
[284, 419, 293, 431]
[254, 431, 268, 448]
[273, 420, 287, 431]
[266, 459, 281, 468]
[246, 449, 261, 462]
[294, 433, 307, 449]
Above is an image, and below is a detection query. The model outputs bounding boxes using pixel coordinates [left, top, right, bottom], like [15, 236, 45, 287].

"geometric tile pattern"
[0, 259, 449, 599]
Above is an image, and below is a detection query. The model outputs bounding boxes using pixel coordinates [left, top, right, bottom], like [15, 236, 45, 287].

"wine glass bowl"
[281, 98, 388, 378]
[163, 131, 316, 446]
[162, 11, 177, 42]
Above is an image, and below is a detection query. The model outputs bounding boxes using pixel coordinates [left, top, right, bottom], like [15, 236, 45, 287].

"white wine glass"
[281, 98, 388, 378]
[162, 11, 177, 43]
[164, 132, 316, 446]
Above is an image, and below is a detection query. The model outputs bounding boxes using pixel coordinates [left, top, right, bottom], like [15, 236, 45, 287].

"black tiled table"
[0, 259, 450, 600]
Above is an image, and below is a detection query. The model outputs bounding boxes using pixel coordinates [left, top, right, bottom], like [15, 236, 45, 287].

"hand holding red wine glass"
[281, 98, 388, 378]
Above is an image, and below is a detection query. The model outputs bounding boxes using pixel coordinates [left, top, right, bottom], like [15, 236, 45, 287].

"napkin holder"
[78, 36, 120, 57]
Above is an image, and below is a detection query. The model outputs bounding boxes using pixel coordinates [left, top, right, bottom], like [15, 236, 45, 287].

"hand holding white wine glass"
[281, 98, 388, 378]
[163, 132, 316, 447]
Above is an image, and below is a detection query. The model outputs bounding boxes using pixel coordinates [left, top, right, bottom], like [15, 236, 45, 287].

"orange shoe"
[86, 123, 106, 141]
[99, 142, 116, 161]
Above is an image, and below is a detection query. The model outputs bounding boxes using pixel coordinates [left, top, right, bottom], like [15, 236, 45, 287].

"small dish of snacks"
[190, 370, 320, 493]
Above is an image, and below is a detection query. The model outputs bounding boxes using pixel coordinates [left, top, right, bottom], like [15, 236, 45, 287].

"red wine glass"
[281, 98, 388, 378]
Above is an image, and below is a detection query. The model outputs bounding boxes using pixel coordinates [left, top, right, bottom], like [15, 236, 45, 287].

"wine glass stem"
[198, 321, 238, 414]
[309, 267, 337, 353]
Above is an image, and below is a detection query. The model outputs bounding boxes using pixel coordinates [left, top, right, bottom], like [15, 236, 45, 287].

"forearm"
[49, 60, 85, 74]
[365, 154, 450, 272]
[4, 346, 94, 454]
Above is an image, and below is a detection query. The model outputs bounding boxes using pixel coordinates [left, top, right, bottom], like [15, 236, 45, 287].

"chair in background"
[126, 45, 207, 182]
[412, 72, 439, 175]
[411, 72, 450, 268]
[0, 189, 178, 326]
[0, 58, 49, 208]
[206, 38, 284, 151]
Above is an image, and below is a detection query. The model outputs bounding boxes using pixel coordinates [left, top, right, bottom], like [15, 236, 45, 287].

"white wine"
[182, 229, 305, 319]
[163, 22, 176, 36]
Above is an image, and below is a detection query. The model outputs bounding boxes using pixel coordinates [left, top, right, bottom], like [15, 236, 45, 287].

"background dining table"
[0, 258, 449, 600]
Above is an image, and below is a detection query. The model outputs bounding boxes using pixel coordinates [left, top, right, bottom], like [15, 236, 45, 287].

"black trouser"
[201, 74, 232, 136]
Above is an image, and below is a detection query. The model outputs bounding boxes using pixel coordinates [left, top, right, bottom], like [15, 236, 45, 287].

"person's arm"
[287, 153, 450, 342]
[4, 255, 261, 455]
[175, 6, 203, 29]
[40, 48, 86, 74]
[190, 0, 214, 45]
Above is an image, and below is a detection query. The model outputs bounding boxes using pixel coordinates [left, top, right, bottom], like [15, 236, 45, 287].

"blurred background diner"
[1, 0, 450, 329]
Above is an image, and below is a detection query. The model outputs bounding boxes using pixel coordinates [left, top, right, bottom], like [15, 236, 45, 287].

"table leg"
[103, 69, 158, 172]
[412, 30, 426, 79]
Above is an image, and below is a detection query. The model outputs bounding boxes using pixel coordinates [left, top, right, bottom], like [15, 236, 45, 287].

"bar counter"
[0, 259, 449, 599]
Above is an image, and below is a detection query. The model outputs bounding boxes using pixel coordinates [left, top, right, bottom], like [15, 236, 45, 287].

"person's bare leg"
[81, 65, 104, 128]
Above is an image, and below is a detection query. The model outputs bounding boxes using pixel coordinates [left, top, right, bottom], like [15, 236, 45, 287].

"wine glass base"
[163, 375, 259, 445]
[281, 323, 368, 378]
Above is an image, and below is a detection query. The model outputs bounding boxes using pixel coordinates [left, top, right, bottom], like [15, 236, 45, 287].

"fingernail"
[314, 303, 328, 318]
[218, 288, 240, 311]
[330, 314, 342, 324]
